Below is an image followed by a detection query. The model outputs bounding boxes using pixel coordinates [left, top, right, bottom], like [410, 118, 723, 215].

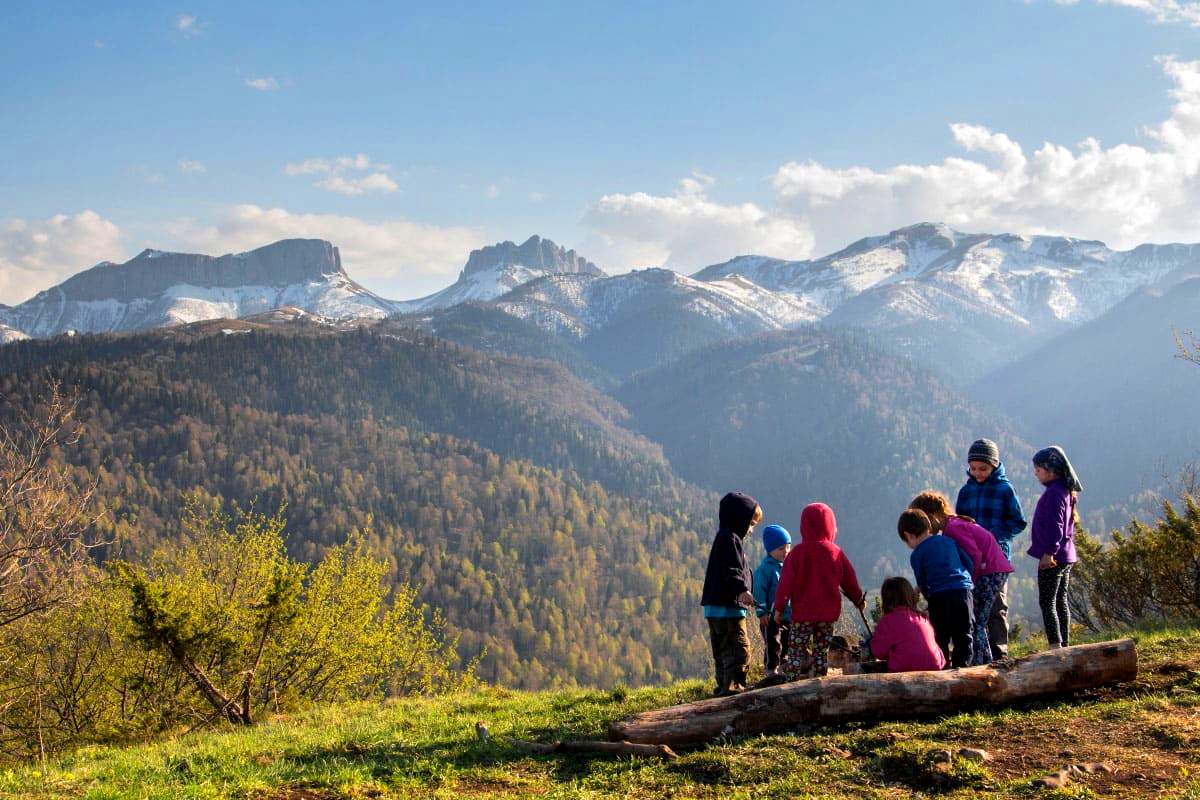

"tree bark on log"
[609, 639, 1137, 747]
[507, 738, 678, 759]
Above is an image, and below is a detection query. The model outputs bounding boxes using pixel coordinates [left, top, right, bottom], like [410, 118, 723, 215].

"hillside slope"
[0, 326, 716, 688]
[8, 626, 1198, 799]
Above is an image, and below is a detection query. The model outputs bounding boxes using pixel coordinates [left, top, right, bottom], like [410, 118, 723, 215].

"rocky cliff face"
[460, 235, 601, 279]
[0, 239, 394, 338]
[45, 239, 345, 303]
[396, 235, 605, 313]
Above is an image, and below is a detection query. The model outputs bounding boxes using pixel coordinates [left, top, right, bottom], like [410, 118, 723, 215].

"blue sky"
[4, 0, 1200, 303]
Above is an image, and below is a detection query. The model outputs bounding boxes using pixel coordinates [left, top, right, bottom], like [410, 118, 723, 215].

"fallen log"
[507, 737, 678, 759]
[610, 638, 1136, 747]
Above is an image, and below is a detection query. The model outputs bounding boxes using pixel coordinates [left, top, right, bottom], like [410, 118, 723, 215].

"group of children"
[701, 438, 1084, 695]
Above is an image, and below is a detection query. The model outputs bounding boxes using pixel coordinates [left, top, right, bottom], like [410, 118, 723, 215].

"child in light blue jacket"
[752, 524, 792, 675]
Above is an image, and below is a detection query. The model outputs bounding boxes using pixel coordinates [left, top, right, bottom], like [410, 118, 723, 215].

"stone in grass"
[957, 747, 992, 763]
[931, 749, 953, 763]
[1073, 762, 1118, 775]
[1033, 769, 1073, 789]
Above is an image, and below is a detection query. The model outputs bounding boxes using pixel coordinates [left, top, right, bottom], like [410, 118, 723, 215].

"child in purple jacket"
[910, 491, 1014, 665]
[1028, 446, 1083, 649]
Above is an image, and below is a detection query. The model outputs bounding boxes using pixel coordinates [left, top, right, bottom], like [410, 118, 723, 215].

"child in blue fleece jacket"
[752, 524, 792, 675]
[898, 509, 975, 668]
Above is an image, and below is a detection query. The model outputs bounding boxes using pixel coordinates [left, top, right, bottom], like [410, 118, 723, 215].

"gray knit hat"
[967, 438, 1001, 468]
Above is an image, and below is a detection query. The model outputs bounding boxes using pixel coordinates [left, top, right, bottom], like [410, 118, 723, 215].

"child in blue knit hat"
[753, 524, 792, 676]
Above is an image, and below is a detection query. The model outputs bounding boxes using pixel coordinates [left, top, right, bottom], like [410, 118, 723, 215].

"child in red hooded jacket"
[773, 503, 865, 678]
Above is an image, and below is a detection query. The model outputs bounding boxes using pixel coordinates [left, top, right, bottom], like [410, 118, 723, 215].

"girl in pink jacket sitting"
[910, 491, 1014, 665]
[870, 577, 945, 672]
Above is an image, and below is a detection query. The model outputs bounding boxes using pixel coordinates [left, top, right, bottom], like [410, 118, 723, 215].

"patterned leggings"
[972, 573, 1008, 665]
[781, 621, 833, 679]
[1039, 563, 1073, 647]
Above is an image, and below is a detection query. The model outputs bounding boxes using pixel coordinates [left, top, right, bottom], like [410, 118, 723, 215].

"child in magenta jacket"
[910, 491, 1013, 665]
[870, 576, 946, 672]
[773, 503, 865, 678]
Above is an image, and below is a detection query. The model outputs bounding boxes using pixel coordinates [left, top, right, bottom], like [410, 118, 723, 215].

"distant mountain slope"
[395, 235, 603, 313]
[0, 239, 395, 338]
[978, 277, 1200, 518]
[0, 323, 674, 501]
[617, 328, 1038, 580]
[492, 268, 821, 377]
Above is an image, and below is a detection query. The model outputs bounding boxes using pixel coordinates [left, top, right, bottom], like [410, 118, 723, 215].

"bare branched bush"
[0, 383, 100, 628]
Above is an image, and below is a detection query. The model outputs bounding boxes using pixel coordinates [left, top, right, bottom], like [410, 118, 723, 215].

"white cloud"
[178, 159, 206, 174]
[135, 165, 166, 185]
[245, 76, 280, 91]
[165, 204, 480, 298]
[1053, 0, 1200, 25]
[176, 13, 204, 36]
[0, 211, 125, 305]
[770, 56, 1200, 252]
[315, 173, 398, 196]
[94, 40, 105, 49]
[581, 176, 815, 271]
[284, 153, 397, 195]
[484, 184, 500, 199]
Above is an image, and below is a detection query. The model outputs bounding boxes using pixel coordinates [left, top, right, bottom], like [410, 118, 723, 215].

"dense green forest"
[0, 327, 715, 689]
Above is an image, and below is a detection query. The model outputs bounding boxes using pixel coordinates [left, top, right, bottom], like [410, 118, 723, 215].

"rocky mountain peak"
[37, 239, 345, 305]
[460, 235, 602, 279]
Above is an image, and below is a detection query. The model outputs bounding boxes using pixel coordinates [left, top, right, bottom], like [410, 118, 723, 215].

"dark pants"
[708, 617, 751, 691]
[760, 617, 790, 672]
[1038, 563, 1073, 647]
[927, 589, 975, 668]
[988, 577, 1010, 659]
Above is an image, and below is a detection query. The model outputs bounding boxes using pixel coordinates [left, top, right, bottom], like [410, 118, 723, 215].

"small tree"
[1176, 328, 1200, 367]
[113, 497, 472, 727]
[1070, 492, 1200, 629]
[0, 382, 99, 628]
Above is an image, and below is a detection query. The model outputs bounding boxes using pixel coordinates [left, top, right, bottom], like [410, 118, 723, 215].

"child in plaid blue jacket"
[954, 438, 1026, 659]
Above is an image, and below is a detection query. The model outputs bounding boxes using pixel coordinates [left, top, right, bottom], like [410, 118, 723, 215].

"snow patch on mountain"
[0, 322, 29, 344]
[492, 268, 822, 340]
[694, 222, 1200, 332]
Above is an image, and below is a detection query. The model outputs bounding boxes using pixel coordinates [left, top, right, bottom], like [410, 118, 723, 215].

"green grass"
[5, 625, 1200, 799]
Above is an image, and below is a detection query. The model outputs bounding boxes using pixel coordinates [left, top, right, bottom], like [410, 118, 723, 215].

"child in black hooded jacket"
[700, 491, 761, 696]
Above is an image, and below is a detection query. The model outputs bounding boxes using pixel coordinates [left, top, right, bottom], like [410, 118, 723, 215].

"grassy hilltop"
[5, 626, 1199, 800]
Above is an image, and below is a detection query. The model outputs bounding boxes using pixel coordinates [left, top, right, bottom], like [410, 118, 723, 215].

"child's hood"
[967, 461, 1010, 485]
[799, 502, 837, 545]
[719, 491, 759, 534]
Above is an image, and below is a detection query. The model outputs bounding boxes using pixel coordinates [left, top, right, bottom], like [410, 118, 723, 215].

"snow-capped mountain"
[494, 268, 821, 339]
[395, 235, 603, 313]
[694, 222, 1200, 331]
[0, 239, 395, 339]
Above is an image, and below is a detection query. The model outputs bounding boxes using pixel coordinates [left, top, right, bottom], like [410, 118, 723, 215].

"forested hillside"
[0, 327, 715, 688]
[618, 329, 1040, 580]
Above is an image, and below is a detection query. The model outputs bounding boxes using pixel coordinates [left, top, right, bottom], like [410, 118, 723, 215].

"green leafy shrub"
[0, 497, 472, 759]
[1070, 492, 1200, 630]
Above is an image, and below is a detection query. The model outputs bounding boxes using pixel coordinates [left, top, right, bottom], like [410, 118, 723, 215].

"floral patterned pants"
[972, 572, 1008, 665]
[781, 621, 833, 679]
